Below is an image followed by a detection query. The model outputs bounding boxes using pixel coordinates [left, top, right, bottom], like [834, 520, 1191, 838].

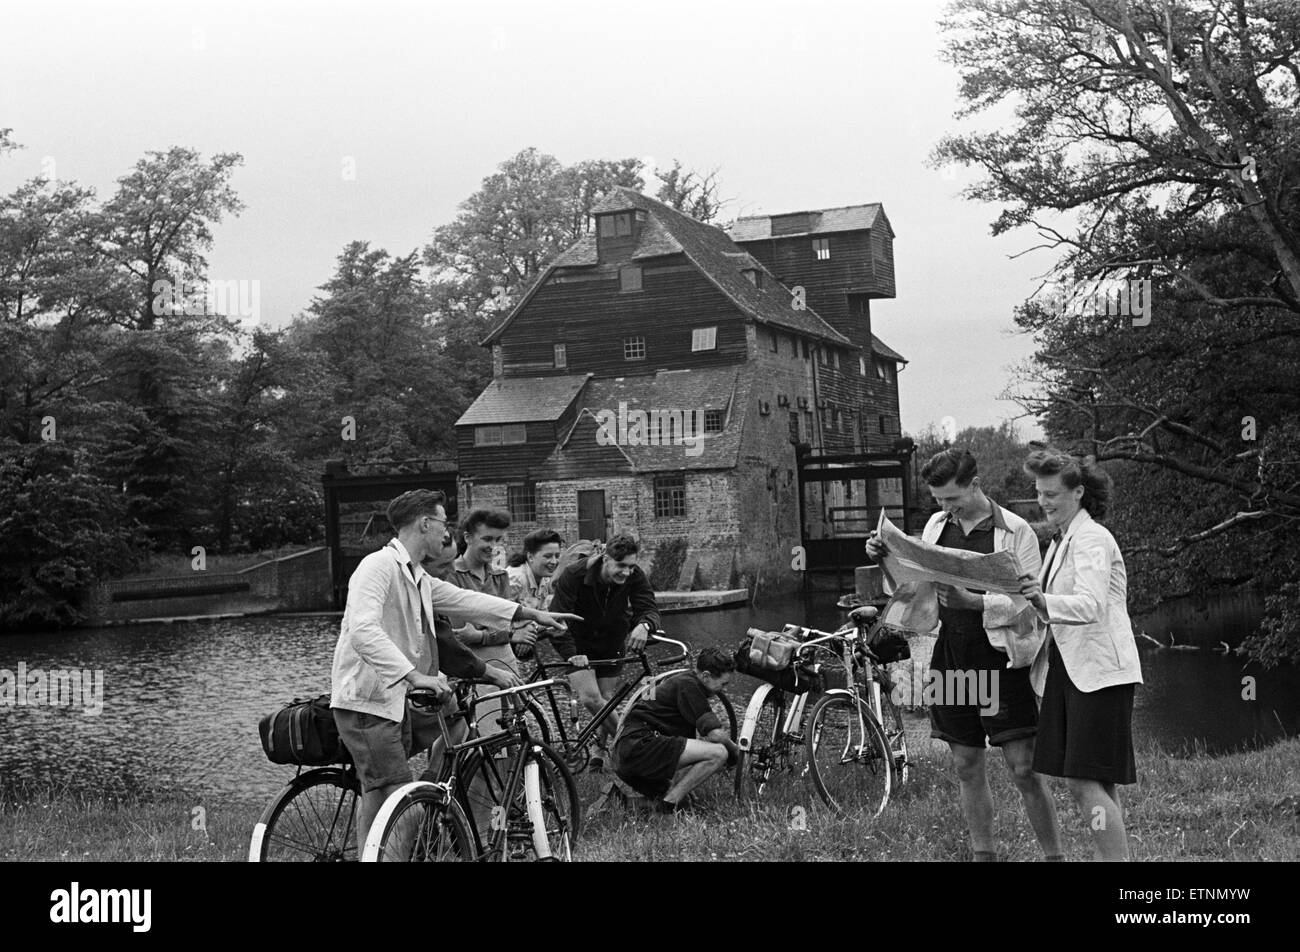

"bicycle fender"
[360, 780, 450, 862]
[738, 682, 776, 749]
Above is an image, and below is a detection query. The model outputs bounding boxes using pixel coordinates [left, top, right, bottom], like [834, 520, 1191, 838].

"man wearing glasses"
[330, 490, 582, 853]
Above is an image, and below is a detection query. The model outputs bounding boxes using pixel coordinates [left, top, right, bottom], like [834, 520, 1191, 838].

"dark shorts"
[332, 703, 445, 793]
[1033, 639, 1137, 784]
[928, 623, 1038, 749]
[614, 725, 686, 798]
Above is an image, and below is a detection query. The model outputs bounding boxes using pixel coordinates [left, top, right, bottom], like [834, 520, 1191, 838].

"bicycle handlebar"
[530, 630, 689, 670]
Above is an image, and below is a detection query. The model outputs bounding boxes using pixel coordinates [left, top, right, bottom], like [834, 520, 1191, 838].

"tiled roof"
[727, 204, 890, 241]
[454, 374, 591, 426]
[542, 366, 749, 473]
[484, 187, 851, 347]
[871, 334, 906, 364]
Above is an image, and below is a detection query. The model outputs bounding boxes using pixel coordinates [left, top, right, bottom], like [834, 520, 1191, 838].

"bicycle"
[735, 606, 910, 818]
[525, 632, 738, 775]
[363, 677, 581, 862]
[249, 760, 360, 862]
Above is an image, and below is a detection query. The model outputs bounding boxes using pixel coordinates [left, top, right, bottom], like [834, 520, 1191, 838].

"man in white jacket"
[330, 490, 581, 851]
[867, 449, 1062, 861]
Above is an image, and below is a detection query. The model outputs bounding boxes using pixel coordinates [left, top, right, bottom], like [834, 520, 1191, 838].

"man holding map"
[866, 448, 1063, 862]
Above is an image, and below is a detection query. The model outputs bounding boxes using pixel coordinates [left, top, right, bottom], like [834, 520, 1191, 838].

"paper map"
[876, 510, 1026, 595]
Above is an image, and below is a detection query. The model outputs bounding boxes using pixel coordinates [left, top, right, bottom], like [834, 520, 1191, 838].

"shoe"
[588, 743, 609, 772]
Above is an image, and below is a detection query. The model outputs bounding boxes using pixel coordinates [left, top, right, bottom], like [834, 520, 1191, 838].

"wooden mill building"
[454, 186, 908, 591]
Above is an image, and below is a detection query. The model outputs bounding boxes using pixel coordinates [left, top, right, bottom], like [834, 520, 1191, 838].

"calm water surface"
[2, 595, 1297, 803]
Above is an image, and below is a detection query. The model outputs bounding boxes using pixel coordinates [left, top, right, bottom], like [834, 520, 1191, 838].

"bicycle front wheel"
[458, 740, 581, 861]
[363, 782, 476, 862]
[250, 767, 359, 862]
[805, 693, 894, 818]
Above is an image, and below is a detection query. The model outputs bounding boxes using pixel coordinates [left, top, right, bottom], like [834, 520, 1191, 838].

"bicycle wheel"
[249, 767, 359, 862]
[735, 688, 803, 802]
[457, 740, 581, 861]
[805, 692, 894, 818]
[362, 781, 476, 862]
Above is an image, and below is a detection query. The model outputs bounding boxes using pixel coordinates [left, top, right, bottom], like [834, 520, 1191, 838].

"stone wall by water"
[79, 547, 332, 624]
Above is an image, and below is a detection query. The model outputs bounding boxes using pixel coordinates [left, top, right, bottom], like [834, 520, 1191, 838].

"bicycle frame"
[527, 633, 689, 757]
[738, 623, 887, 759]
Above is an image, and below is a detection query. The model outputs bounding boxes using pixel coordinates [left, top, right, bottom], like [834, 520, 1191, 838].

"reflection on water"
[1, 595, 1297, 802]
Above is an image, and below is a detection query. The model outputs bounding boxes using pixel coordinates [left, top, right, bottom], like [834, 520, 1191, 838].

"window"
[859, 355, 867, 376]
[704, 409, 725, 434]
[876, 359, 887, 379]
[813, 237, 831, 261]
[620, 266, 642, 292]
[691, 326, 717, 352]
[770, 330, 779, 352]
[790, 334, 798, 358]
[507, 483, 536, 523]
[743, 268, 761, 287]
[554, 343, 567, 369]
[788, 411, 800, 443]
[879, 415, 899, 436]
[876, 359, 894, 382]
[624, 336, 646, 360]
[834, 409, 843, 432]
[801, 339, 810, 360]
[833, 350, 841, 371]
[599, 212, 634, 237]
[654, 473, 687, 518]
[474, 424, 527, 446]
[817, 347, 827, 366]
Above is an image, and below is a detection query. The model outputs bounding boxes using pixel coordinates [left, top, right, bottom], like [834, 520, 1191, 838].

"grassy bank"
[3, 736, 1296, 862]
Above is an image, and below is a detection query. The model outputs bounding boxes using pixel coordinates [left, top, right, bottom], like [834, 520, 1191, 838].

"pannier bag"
[259, 694, 350, 766]
[734, 629, 822, 694]
[866, 624, 912, 664]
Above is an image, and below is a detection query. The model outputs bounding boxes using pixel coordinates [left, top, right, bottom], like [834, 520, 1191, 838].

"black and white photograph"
[0, 0, 1295, 916]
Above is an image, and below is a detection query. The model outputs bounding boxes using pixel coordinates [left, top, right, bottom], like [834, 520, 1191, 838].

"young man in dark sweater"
[614, 647, 739, 813]
[547, 534, 659, 769]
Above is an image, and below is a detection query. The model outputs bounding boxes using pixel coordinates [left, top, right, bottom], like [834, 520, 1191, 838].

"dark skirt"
[614, 726, 686, 798]
[1033, 639, 1137, 784]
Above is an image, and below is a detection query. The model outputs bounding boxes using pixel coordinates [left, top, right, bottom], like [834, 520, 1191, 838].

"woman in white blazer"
[1018, 449, 1142, 861]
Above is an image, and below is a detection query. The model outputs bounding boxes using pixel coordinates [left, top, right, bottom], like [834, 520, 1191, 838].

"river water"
[2, 594, 1297, 804]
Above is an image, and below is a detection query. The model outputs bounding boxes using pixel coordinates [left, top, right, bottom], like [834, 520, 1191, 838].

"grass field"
[3, 736, 1295, 862]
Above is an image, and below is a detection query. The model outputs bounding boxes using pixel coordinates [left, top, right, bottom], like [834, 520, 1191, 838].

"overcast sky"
[2, 0, 1051, 440]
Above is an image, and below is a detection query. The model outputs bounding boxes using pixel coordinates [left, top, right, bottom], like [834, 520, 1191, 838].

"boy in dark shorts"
[614, 647, 738, 813]
[867, 449, 1064, 861]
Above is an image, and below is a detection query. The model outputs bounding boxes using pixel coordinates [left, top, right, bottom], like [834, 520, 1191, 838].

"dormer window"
[600, 212, 634, 237]
[742, 268, 763, 288]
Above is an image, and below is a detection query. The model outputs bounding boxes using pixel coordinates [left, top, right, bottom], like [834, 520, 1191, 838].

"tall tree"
[655, 158, 725, 223]
[936, 0, 1300, 662]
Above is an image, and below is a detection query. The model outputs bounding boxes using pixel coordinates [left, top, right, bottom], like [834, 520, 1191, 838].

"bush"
[0, 443, 143, 629]
[648, 537, 688, 591]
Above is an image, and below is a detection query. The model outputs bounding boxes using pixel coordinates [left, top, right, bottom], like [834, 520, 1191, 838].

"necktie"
[409, 564, 435, 638]
[1041, 534, 1062, 587]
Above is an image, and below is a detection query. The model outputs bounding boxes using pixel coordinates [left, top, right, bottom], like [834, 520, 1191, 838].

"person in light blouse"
[1017, 448, 1142, 862]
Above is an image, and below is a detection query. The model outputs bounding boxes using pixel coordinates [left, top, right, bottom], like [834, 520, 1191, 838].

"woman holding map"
[1017, 448, 1143, 862]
